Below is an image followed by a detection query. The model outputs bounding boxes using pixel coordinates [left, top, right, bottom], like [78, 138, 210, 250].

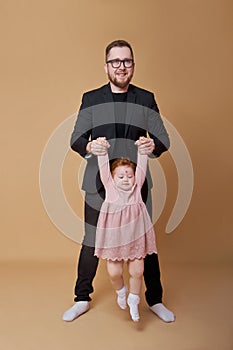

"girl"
[94, 137, 157, 322]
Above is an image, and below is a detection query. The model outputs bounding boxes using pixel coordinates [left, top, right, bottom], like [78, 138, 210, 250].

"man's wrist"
[85, 142, 93, 159]
[86, 141, 92, 154]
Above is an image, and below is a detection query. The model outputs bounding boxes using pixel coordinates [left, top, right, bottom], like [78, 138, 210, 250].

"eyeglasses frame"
[106, 59, 134, 68]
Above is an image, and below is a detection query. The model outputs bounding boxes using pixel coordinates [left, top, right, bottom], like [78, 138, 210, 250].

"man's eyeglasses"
[106, 59, 134, 68]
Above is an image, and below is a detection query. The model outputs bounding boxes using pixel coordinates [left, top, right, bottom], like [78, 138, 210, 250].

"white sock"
[149, 303, 175, 322]
[116, 286, 128, 309]
[62, 301, 89, 322]
[127, 293, 140, 322]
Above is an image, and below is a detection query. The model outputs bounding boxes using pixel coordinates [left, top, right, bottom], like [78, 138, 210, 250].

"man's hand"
[135, 136, 155, 155]
[86, 137, 110, 156]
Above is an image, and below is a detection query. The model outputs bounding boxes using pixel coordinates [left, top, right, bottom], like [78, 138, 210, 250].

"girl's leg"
[128, 258, 144, 295]
[107, 260, 124, 290]
[107, 260, 127, 309]
[127, 258, 144, 322]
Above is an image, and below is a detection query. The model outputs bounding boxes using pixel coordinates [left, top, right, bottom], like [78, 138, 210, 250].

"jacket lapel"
[102, 83, 113, 103]
[125, 85, 136, 137]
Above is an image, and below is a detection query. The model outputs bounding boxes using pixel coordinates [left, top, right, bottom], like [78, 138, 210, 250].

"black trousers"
[74, 189, 163, 307]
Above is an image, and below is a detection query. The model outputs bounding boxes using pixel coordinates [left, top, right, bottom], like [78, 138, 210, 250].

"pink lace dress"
[94, 152, 157, 261]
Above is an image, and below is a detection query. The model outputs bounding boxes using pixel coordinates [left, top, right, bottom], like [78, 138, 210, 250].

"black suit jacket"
[71, 83, 170, 193]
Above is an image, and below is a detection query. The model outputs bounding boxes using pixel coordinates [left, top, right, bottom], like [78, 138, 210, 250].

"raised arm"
[135, 152, 148, 188]
[96, 137, 111, 188]
[70, 93, 92, 158]
[97, 153, 111, 188]
[147, 107, 170, 158]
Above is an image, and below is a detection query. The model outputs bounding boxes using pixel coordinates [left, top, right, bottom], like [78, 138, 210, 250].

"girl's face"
[113, 165, 135, 191]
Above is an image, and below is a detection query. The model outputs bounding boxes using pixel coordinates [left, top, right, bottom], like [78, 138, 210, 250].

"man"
[62, 40, 175, 322]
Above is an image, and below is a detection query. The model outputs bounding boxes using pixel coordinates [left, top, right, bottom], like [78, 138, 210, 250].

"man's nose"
[118, 61, 126, 69]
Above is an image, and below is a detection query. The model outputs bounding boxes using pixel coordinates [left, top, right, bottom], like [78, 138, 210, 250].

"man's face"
[104, 46, 134, 91]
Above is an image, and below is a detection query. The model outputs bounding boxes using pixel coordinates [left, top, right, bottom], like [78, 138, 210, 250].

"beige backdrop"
[1, 0, 232, 264]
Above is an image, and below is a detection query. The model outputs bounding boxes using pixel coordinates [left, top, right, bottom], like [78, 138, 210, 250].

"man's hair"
[105, 39, 134, 62]
[110, 157, 136, 175]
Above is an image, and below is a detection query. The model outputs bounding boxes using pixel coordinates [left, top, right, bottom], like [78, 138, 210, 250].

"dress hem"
[94, 250, 157, 261]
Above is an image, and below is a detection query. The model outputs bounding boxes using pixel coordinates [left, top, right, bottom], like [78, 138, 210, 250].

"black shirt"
[112, 92, 128, 137]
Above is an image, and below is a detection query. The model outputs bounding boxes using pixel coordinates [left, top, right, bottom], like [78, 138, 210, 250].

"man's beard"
[108, 72, 133, 89]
